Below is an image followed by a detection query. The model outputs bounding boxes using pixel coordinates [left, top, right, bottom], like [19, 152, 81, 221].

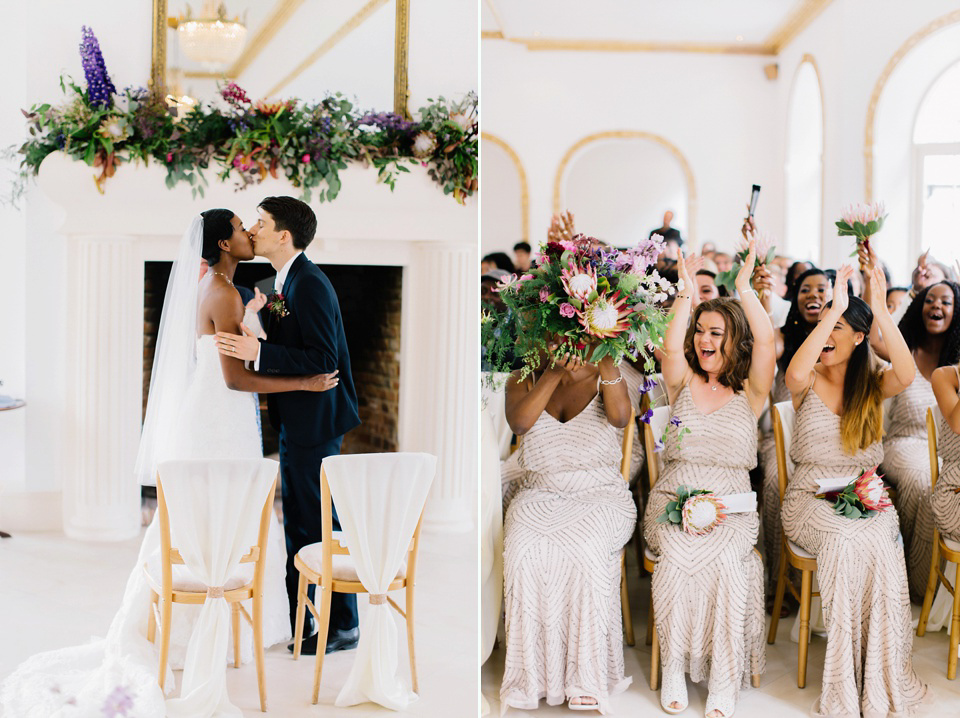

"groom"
[216, 196, 362, 655]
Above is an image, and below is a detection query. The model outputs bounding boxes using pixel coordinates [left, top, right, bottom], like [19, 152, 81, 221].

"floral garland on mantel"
[16, 27, 478, 204]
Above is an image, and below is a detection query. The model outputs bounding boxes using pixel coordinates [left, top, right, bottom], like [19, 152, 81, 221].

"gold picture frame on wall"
[149, 0, 410, 117]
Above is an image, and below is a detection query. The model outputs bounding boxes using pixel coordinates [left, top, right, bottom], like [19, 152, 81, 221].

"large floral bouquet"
[483, 233, 676, 379]
[14, 26, 478, 204]
[815, 465, 892, 519]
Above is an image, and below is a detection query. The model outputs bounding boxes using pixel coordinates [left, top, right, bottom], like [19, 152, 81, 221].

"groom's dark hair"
[258, 196, 317, 250]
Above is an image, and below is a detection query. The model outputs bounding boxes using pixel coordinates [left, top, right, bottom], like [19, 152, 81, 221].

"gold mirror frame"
[150, 0, 410, 117]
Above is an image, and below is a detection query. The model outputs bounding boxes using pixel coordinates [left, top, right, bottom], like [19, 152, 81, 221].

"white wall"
[481, 41, 782, 255]
[480, 140, 524, 258]
[2, 0, 476, 502]
[774, 0, 960, 283]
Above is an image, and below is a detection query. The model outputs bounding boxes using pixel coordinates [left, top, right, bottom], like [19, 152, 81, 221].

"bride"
[0, 209, 338, 717]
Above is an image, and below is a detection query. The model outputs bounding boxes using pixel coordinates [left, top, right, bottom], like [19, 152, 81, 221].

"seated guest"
[482, 251, 515, 274]
[780, 265, 928, 717]
[784, 260, 815, 300]
[695, 268, 726, 304]
[713, 252, 734, 274]
[650, 209, 682, 246]
[887, 286, 909, 315]
[644, 243, 774, 718]
[890, 251, 957, 324]
[500, 347, 635, 713]
[931, 360, 960, 544]
[513, 241, 533, 271]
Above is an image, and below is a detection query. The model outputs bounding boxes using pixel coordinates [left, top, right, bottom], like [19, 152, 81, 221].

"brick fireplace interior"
[143, 262, 402, 485]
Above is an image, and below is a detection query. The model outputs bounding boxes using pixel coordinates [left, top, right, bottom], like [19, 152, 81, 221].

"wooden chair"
[620, 407, 637, 647]
[916, 408, 960, 678]
[292, 465, 424, 704]
[145, 469, 277, 712]
[767, 401, 820, 689]
[640, 405, 672, 690]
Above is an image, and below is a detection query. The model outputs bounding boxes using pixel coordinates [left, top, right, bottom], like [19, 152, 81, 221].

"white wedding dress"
[0, 335, 291, 718]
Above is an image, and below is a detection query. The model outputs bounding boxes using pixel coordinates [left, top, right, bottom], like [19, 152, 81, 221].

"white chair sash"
[323, 452, 437, 710]
[159, 458, 277, 718]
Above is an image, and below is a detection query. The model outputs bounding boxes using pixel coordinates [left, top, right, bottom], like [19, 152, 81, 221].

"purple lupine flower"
[79, 27, 116, 109]
[101, 686, 134, 717]
[639, 377, 658, 395]
[356, 111, 413, 132]
[670, 416, 682, 427]
[639, 408, 654, 424]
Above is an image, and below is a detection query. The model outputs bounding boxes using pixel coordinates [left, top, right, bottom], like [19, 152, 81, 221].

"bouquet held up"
[482, 233, 676, 379]
[714, 232, 776, 296]
[836, 201, 887, 270]
[815, 465, 892, 519]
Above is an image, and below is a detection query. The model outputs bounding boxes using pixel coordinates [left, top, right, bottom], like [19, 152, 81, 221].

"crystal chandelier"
[176, 1, 248, 71]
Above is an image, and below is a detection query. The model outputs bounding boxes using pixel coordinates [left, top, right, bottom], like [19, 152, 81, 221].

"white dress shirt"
[254, 251, 303, 370]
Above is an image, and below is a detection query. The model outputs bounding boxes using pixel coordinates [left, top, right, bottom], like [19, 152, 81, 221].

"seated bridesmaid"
[870, 264, 960, 601]
[780, 265, 928, 717]
[643, 240, 775, 718]
[758, 267, 833, 599]
[500, 348, 636, 713]
[931, 361, 960, 543]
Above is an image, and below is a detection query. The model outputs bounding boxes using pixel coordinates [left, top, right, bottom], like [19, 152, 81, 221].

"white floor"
[0, 527, 478, 717]
[482, 548, 960, 717]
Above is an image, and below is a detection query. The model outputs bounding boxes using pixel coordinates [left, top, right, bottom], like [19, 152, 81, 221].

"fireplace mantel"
[37, 152, 477, 541]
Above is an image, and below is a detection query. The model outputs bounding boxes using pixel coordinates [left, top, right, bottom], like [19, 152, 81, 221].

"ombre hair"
[683, 298, 753, 392]
[827, 295, 885, 454]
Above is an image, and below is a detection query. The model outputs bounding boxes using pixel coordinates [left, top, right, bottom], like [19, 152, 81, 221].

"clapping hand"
[867, 265, 889, 316]
[245, 287, 268, 314]
[831, 265, 854, 316]
[735, 239, 757, 294]
[677, 250, 698, 295]
[547, 211, 576, 243]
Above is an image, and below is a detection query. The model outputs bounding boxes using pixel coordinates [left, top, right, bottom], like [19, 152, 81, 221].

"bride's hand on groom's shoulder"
[302, 370, 340, 392]
[216, 325, 260, 361]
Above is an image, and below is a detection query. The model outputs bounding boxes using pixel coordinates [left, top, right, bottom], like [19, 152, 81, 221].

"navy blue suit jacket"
[258, 254, 361, 446]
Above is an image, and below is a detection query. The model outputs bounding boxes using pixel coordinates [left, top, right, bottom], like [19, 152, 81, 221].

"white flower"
[450, 112, 473, 131]
[412, 131, 438, 159]
[676, 278, 685, 292]
[585, 301, 619, 332]
[568, 273, 595, 297]
[654, 292, 668, 304]
[681, 494, 726, 535]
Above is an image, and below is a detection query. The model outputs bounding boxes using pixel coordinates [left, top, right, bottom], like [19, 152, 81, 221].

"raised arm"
[784, 265, 854, 400]
[736, 239, 776, 411]
[210, 289, 337, 394]
[596, 355, 631, 429]
[661, 250, 695, 402]
[932, 365, 960, 434]
[866, 265, 916, 397]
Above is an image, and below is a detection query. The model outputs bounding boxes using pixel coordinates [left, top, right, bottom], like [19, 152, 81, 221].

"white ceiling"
[483, 0, 807, 46]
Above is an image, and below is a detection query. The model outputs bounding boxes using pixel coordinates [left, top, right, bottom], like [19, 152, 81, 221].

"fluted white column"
[400, 241, 477, 533]
[62, 235, 143, 541]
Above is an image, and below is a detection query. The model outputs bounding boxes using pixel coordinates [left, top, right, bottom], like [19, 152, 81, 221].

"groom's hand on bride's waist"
[216, 325, 261, 362]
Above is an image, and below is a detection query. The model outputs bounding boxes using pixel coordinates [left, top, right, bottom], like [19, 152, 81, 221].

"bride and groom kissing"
[205, 195, 364, 656]
[0, 196, 363, 715]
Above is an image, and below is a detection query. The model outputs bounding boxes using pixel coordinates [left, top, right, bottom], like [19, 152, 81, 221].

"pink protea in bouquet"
[836, 201, 887, 270]
[482, 232, 675, 377]
[816, 465, 892, 519]
[655, 485, 728, 535]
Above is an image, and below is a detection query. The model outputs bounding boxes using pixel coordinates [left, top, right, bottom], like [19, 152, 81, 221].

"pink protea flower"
[840, 201, 886, 227]
[560, 263, 598, 301]
[682, 494, 727, 536]
[852, 466, 892, 511]
[737, 231, 775, 261]
[576, 291, 633, 338]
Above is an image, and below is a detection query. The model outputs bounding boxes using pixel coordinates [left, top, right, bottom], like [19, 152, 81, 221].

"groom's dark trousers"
[257, 253, 361, 636]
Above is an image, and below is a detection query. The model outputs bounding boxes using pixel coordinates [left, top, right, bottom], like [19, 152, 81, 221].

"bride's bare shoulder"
[199, 279, 243, 321]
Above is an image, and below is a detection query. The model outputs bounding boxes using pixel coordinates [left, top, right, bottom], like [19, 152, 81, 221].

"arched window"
[784, 60, 824, 264]
[913, 61, 960, 264]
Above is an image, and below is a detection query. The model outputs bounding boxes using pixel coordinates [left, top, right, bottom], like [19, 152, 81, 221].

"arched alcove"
[480, 132, 529, 258]
[784, 56, 824, 264]
[554, 131, 696, 248]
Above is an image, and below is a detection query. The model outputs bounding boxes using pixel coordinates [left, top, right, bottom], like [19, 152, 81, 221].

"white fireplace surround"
[33, 152, 477, 540]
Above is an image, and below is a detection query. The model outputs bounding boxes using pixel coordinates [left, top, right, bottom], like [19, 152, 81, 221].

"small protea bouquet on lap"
[815, 465, 892, 519]
[656, 485, 728, 536]
[483, 232, 676, 378]
[836, 201, 887, 270]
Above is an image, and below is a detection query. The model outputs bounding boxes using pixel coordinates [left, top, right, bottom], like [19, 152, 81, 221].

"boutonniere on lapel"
[268, 292, 290, 319]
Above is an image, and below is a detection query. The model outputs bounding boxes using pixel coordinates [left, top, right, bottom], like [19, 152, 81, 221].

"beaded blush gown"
[500, 386, 636, 714]
[780, 380, 928, 718]
[881, 367, 937, 602]
[0, 335, 290, 717]
[642, 383, 766, 715]
[932, 367, 960, 542]
[759, 371, 791, 594]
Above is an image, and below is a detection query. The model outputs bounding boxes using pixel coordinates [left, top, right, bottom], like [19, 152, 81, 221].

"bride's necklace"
[211, 271, 235, 288]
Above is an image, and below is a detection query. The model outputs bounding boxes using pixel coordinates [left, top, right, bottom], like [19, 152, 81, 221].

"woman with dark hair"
[644, 242, 775, 718]
[781, 265, 927, 717]
[784, 260, 815, 300]
[873, 280, 960, 602]
[758, 268, 833, 596]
